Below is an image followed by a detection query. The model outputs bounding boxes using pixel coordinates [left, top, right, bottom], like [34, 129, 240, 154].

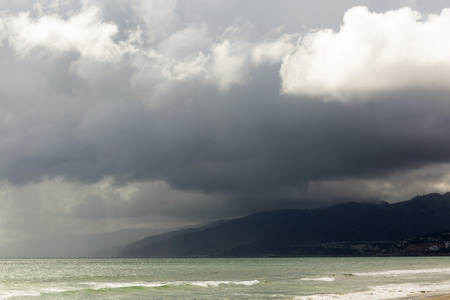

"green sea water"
[2, 257, 450, 299]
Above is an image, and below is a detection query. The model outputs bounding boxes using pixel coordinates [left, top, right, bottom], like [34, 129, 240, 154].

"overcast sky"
[1, 0, 450, 245]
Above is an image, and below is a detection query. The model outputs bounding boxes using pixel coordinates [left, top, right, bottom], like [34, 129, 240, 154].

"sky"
[1, 0, 450, 246]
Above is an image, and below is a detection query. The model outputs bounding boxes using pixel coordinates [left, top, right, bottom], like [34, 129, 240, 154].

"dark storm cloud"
[89, 89, 450, 197]
[4, 70, 450, 200]
[1, 10, 450, 197]
[2, 0, 450, 247]
[1, 2, 450, 196]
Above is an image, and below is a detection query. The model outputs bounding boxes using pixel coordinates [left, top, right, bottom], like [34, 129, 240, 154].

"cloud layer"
[1, 0, 450, 245]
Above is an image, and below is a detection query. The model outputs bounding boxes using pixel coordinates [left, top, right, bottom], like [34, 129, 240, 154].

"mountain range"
[119, 193, 450, 257]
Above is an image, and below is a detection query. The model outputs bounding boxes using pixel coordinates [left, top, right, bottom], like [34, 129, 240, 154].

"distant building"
[429, 245, 440, 251]
[405, 242, 444, 253]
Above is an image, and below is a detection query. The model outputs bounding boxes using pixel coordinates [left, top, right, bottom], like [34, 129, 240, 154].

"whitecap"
[352, 267, 450, 277]
[85, 280, 260, 290]
[189, 280, 259, 287]
[300, 277, 335, 282]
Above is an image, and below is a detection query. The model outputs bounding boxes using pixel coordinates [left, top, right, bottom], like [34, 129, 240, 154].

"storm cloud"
[1, 0, 450, 245]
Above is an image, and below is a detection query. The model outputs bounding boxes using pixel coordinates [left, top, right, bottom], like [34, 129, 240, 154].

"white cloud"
[157, 25, 212, 58]
[280, 6, 450, 99]
[1, 5, 134, 60]
[251, 34, 296, 65]
[210, 38, 249, 90]
[136, 0, 178, 42]
[160, 53, 209, 81]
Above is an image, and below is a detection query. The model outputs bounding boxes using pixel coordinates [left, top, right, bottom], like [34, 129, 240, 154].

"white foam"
[189, 280, 260, 287]
[294, 281, 450, 300]
[352, 267, 450, 277]
[86, 280, 260, 290]
[300, 277, 335, 282]
[0, 290, 41, 300]
[88, 282, 167, 289]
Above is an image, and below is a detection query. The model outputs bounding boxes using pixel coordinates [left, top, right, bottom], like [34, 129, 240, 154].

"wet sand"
[401, 294, 450, 299]
[394, 293, 450, 299]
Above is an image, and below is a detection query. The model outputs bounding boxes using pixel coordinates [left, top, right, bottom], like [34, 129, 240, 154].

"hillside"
[119, 193, 450, 257]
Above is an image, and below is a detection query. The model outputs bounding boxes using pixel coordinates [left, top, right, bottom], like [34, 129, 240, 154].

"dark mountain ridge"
[119, 193, 450, 257]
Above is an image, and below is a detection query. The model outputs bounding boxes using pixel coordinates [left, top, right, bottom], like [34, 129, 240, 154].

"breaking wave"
[350, 267, 450, 277]
[85, 280, 260, 289]
[294, 281, 450, 300]
[300, 277, 335, 282]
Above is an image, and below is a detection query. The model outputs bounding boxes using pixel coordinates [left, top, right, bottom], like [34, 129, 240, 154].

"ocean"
[1, 257, 450, 299]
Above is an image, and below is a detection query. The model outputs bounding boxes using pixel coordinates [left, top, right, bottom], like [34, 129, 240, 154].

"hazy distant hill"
[0, 228, 169, 258]
[119, 193, 450, 257]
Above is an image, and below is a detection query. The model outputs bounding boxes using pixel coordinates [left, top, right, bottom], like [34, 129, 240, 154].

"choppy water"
[2, 257, 450, 299]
